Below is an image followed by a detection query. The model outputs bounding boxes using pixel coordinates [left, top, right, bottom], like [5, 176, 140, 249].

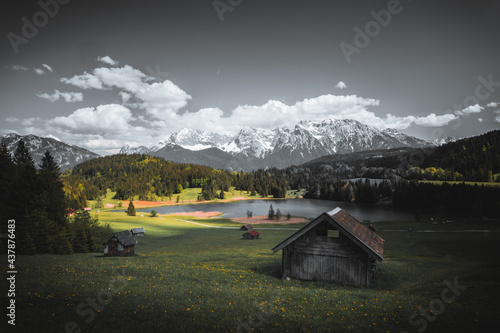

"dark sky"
[1, 0, 499, 154]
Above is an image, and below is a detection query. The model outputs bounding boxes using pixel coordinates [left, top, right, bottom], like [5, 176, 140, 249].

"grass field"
[7, 210, 500, 332]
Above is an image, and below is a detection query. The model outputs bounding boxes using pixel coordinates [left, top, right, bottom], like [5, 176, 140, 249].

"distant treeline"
[0, 140, 112, 255]
[65, 154, 288, 206]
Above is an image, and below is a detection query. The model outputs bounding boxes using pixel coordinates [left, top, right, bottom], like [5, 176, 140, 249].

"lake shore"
[230, 215, 309, 224]
[122, 196, 302, 210]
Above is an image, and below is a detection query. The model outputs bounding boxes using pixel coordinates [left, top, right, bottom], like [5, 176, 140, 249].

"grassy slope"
[9, 211, 500, 333]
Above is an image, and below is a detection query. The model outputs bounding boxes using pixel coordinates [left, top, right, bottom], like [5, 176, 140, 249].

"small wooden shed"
[131, 227, 146, 236]
[240, 224, 254, 231]
[243, 230, 260, 240]
[104, 230, 138, 257]
[271, 207, 384, 287]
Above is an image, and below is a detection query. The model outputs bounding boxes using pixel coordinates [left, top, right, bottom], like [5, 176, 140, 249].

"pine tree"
[276, 208, 282, 220]
[0, 142, 14, 232]
[268, 204, 274, 220]
[39, 151, 67, 228]
[53, 228, 73, 254]
[11, 140, 38, 254]
[127, 200, 136, 216]
[95, 196, 104, 209]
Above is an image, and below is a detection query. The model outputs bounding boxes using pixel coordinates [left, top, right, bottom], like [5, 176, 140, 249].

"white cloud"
[495, 116, 500, 123]
[454, 104, 484, 116]
[60, 72, 105, 89]
[62, 65, 192, 118]
[97, 56, 119, 66]
[413, 113, 458, 127]
[42, 64, 53, 72]
[478, 118, 483, 123]
[5, 116, 19, 123]
[34, 68, 45, 75]
[335, 81, 347, 89]
[9, 64, 29, 71]
[49, 104, 134, 134]
[487, 102, 498, 108]
[37, 90, 83, 103]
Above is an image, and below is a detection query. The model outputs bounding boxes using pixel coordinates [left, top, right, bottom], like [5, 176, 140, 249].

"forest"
[0, 141, 112, 255]
[64, 154, 289, 208]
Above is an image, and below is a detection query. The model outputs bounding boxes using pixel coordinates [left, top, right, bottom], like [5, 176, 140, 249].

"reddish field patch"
[164, 211, 222, 218]
[231, 215, 308, 224]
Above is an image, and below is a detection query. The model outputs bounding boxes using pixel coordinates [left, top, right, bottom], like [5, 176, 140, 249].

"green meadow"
[7, 209, 500, 332]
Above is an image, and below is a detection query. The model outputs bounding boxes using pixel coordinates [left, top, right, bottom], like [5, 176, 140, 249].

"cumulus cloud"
[37, 90, 83, 103]
[496, 116, 500, 123]
[487, 102, 498, 108]
[454, 104, 484, 116]
[478, 118, 483, 123]
[413, 113, 458, 127]
[49, 104, 134, 134]
[335, 81, 347, 89]
[34, 68, 45, 75]
[60, 72, 105, 89]
[42, 64, 53, 72]
[153, 94, 457, 133]
[61, 65, 192, 118]
[97, 56, 119, 66]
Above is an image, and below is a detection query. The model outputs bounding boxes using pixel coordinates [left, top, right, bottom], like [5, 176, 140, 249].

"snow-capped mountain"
[120, 119, 434, 171]
[1, 133, 100, 170]
[222, 127, 276, 158]
[119, 144, 150, 155]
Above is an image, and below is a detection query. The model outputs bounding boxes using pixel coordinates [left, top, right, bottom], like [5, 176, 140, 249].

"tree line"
[65, 154, 289, 203]
[0, 140, 112, 255]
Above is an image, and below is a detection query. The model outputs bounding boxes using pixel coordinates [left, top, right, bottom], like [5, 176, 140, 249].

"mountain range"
[2, 119, 447, 171]
[120, 119, 436, 171]
[1, 133, 99, 170]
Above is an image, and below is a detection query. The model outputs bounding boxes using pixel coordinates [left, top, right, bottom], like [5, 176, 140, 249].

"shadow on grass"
[250, 260, 282, 279]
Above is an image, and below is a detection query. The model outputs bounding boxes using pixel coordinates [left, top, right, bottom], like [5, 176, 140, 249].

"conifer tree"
[12, 140, 38, 254]
[0, 142, 14, 232]
[268, 204, 274, 220]
[127, 200, 136, 216]
[39, 151, 67, 228]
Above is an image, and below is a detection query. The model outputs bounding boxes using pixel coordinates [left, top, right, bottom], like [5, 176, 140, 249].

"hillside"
[1, 133, 99, 170]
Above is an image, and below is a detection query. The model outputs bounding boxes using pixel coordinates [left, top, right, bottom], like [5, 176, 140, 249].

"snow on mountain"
[118, 119, 433, 170]
[430, 136, 456, 146]
[1, 133, 100, 170]
[221, 127, 275, 158]
[119, 144, 150, 155]
[167, 128, 233, 151]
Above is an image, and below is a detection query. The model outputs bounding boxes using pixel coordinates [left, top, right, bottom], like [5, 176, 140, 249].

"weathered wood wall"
[282, 222, 376, 287]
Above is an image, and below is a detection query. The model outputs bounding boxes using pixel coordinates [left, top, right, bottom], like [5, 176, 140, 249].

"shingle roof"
[246, 230, 260, 236]
[271, 207, 384, 261]
[330, 209, 384, 260]
[241, 224, 253, 230]
[107, 230, 137, 247]
[131, 227, 145, 234]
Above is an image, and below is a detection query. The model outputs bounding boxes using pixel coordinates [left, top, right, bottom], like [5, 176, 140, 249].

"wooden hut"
[104, 230, 137, 257]
[243, 230, 260, 240]
[240, 224, 254, 231]
[271, 207, 384, 287]
[131, 227, 146, 236]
